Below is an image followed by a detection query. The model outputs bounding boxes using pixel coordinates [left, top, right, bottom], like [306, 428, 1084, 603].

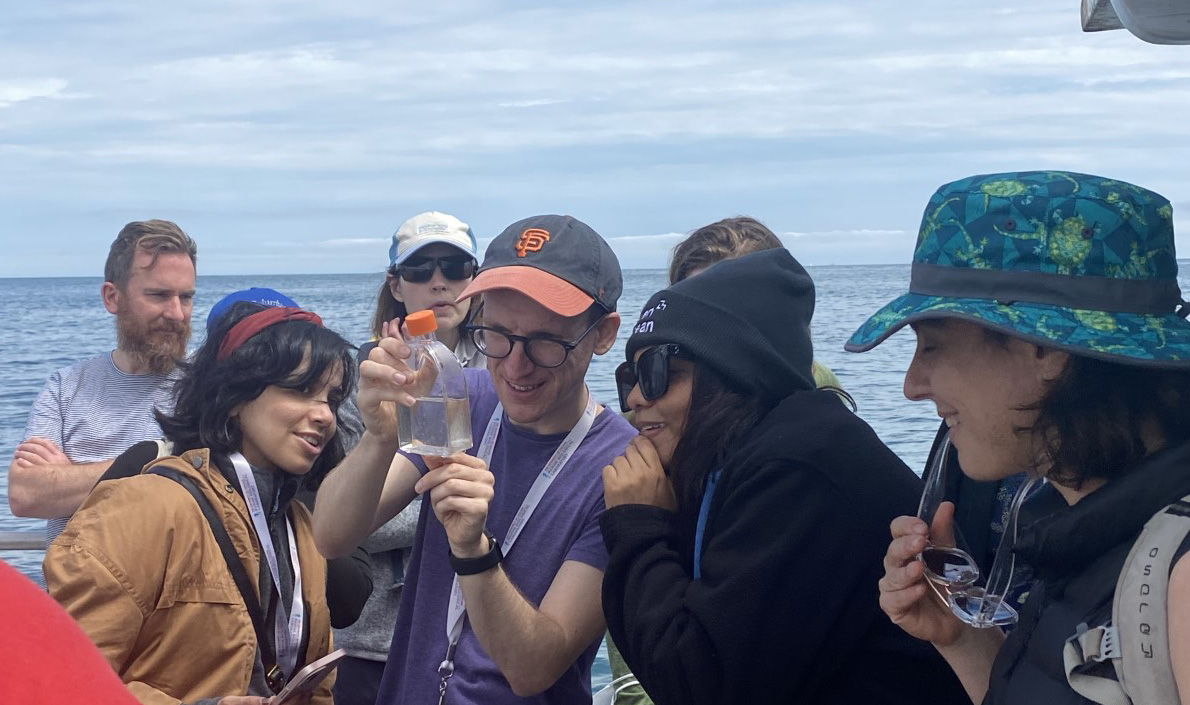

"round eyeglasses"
[465, 317, 605, 368]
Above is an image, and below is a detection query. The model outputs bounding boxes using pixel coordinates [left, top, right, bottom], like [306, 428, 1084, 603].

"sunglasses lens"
[638, 348, 670, 401]
[615, 362, 636, 411]
[920, 546, 979, 587]
[439, 258, 475, 281]
[948, 592, 1019, 627]
[398, 261, 435, 283]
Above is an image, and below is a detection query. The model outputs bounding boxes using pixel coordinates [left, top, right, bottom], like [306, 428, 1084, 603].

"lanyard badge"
[230, 452, 305, 679]
[436, 392, 598, 702]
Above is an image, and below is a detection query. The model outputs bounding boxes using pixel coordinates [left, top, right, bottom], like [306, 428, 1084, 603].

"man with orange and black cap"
[313, 215, 636, 705]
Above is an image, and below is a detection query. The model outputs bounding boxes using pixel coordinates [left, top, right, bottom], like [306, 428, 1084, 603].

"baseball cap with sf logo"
[458, 214, 623, 316]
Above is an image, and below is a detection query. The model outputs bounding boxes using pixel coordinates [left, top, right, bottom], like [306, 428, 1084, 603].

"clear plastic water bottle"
[396, 310, 473, 456]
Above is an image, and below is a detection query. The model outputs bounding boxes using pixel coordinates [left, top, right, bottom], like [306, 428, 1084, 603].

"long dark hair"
[157, 302, 357, 487]
[669, 364, 774, 534]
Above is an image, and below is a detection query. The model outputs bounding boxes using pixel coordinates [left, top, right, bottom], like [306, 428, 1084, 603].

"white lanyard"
[442, 392, 599, 657]
[230, 452, 304, 677]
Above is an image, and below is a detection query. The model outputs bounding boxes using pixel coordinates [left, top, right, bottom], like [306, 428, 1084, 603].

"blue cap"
[205, 287, 299, 332]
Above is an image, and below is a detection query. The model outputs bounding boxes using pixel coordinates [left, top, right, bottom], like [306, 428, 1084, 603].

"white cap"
[388, 211, 478, 267]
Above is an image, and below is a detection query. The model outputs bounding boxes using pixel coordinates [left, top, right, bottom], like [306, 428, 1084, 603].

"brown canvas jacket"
[45, 448, 333, 705]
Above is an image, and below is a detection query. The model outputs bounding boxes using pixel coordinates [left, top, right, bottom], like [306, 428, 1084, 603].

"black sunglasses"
[615, 344, 684, 412]
[391, 255, 476, 284]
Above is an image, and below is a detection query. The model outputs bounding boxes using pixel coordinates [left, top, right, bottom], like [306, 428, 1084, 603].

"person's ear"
[1034, 345, 1070, 383]
[592, 313, 621, 355]
[101, 281, 120, 314]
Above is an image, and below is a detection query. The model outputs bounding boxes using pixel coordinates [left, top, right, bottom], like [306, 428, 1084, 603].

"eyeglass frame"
[916, 433, 1036, 628]
[614, 344, 685, 413]
[464, 314, 607, 369]
[387, 254, 477, 284]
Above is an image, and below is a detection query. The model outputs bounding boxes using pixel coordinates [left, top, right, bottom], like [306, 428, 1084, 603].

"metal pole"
[0, 531, 46, 550]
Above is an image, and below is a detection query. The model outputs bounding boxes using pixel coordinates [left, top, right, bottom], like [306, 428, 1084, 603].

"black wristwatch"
[449, 529, 503, 576]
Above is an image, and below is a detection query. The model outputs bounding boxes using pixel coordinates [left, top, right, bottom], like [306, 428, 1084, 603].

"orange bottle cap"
[405, 310, 438, 336]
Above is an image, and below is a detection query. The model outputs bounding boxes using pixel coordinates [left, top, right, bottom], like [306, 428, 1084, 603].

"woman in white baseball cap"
[365, 211, 484, 368]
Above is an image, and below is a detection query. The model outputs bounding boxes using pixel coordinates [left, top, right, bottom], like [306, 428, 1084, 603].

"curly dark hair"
[156, 301, 357, 487]
[1028, 353, 1190, 488]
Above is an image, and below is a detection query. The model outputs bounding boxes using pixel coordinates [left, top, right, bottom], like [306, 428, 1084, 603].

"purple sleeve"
[564, 493, 610, 572]
[399, 449, 430, 476]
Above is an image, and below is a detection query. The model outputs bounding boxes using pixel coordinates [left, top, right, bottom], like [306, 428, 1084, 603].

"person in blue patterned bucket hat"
[845, 170, 1190, 362]
[849, 171, 1190, 705]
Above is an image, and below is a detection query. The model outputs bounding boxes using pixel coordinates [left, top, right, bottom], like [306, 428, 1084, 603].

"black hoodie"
[601, 389, 969, 705]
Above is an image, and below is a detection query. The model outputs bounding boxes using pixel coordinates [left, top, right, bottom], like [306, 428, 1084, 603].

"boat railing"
[0, 531, 45, 550]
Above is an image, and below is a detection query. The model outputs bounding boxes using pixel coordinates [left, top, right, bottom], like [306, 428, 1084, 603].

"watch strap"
[450, 529, 503, 576]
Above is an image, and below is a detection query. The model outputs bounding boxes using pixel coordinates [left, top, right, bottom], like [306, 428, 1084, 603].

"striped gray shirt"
[22, 352, 178, 542]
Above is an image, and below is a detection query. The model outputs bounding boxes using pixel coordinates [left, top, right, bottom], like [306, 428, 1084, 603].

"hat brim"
[457, 266, 594, 317]
[845, 292, 1190, 368]
[392, 240, 476, 267]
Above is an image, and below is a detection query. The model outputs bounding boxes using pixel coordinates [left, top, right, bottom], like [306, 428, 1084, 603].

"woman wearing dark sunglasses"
[599, 249, 968, 705]
[365, 211, 485, 369]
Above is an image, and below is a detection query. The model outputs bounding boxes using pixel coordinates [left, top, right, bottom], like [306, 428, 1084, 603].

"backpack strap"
[149, 464, 286, 694]
[1062, 491, 1190, 705]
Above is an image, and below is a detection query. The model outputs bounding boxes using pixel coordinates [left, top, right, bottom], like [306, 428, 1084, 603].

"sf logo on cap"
[516, 228, 550, 258]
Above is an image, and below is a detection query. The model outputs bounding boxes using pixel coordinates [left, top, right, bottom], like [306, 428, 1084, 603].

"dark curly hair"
[974, 328, 1190, 487]
[1028, 354, 1190, 488]
[156, 301, 357, 487]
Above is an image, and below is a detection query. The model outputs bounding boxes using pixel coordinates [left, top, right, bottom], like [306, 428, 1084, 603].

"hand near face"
[415, 452, 496, 557]
[13, 437, 71, 467]
[877, 502, 967, 647]
[602, 435, 678, 511]
[356, 318, 436, 443]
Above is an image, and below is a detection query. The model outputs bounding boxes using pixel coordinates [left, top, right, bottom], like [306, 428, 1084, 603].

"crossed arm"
[8, 437, 112, 518]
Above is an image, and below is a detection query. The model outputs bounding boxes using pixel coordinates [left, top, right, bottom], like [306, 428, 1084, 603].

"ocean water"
[0, 266, 978, 690]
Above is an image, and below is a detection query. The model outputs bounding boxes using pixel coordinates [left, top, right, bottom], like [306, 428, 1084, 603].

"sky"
[2, 0, 1189, 277]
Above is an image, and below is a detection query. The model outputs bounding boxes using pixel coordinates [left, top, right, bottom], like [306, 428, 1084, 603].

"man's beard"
[116, 310, 190, 375]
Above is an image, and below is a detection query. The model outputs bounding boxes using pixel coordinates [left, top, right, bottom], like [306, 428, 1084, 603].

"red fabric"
[216, 306, 324, 360]
[0, 560, 137, 703]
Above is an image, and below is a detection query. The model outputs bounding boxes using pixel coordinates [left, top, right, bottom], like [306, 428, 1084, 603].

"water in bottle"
[396, 310, 473, 456]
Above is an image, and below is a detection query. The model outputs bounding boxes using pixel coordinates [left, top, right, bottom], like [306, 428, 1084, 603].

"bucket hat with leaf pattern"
[845, 171, 1190, 367]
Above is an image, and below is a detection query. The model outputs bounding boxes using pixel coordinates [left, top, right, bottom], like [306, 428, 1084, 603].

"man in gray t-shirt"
[8, 220, 196, 543]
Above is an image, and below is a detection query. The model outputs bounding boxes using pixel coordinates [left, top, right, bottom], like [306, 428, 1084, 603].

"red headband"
[216, 307, 324, 361]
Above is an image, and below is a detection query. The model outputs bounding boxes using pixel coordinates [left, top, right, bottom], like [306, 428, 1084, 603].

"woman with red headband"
[45, 301, 356, 705]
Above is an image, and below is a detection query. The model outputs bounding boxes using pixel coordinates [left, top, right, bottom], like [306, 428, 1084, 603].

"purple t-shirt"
[378, 368, 636, 705]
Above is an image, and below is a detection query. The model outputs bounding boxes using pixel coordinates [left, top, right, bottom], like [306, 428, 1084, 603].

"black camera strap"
[150, 466, 286, 693]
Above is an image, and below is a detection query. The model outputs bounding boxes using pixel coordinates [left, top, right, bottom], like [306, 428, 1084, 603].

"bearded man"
[8, 220, 197, 544]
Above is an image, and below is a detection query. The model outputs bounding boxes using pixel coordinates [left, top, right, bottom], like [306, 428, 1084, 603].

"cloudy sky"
[2, 0, 1189, 277]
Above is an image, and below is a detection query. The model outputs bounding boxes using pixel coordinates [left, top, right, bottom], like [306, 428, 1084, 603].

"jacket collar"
[1015, 438, 1190, 583]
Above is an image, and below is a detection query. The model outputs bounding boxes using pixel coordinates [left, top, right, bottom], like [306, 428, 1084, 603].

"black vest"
[984, 441, 1190, 705]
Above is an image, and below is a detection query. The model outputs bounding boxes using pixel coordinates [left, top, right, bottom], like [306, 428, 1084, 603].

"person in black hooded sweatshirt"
[600, 249, 968, 705]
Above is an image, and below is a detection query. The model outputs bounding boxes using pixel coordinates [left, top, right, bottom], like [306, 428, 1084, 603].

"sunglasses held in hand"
[916, 433, 1037, 628]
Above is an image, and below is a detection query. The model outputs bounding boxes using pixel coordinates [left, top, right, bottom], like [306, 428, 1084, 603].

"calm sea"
[0, 264, 1065, 690]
